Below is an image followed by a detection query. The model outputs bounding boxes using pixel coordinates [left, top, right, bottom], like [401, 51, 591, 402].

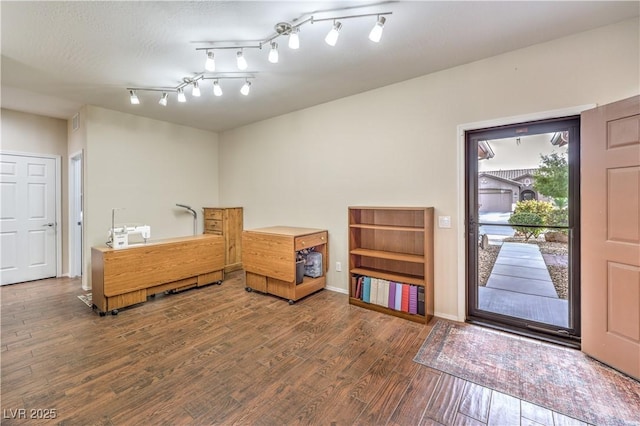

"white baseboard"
[434, 312, 461, 322]
[325, 285, 348, 295]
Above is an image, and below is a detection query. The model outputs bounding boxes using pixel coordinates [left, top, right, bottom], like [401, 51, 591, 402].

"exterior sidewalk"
[478, 242, 568, 328]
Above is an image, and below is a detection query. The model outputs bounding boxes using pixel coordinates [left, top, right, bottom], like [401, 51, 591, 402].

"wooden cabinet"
[91, 235, 224, 315]
[203, 207, 243, 272]
[242, 226, 328, 304]
[348, 207, 434, 323]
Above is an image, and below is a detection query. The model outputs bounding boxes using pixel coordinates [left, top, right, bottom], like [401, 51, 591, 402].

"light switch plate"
[438, 216, 451, 228]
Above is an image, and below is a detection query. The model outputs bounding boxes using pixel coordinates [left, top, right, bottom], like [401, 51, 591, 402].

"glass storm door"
[466, 117, 581, 346]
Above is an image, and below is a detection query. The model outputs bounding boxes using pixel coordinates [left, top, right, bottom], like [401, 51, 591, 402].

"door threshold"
[467, 317, 581, 350]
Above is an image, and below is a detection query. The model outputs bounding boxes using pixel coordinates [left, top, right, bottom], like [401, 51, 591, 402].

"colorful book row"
[352, 275, 425, 316]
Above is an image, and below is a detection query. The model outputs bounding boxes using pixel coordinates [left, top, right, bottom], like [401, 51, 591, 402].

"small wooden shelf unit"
[348, 207, 434, 323]
[242, 226, 328, 304]
[203, 207, 243, 272]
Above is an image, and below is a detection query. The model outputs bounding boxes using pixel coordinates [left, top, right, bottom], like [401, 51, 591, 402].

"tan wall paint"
[1, 108, 70, 276]
[218, 18, 639, 320]
[83, 106, 220, 286]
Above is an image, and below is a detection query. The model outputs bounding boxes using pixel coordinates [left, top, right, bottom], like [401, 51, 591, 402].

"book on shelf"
[417, 286, 425, 316]
[388, 281, 396, 309]
[409, 285, 418, 314]
[370, 278, 379, 305]
[362, 276, 371, 303]
[394, 283, 402, 311]
[401, 284, 410, 312]
[379, 280, 389, 307]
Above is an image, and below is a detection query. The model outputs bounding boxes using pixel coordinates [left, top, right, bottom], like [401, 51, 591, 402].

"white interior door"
[1, 153, 58, 285]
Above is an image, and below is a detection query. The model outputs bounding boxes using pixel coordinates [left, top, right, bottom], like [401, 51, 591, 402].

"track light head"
[205, 51, 216, 71]
[213, 80, 223, 97]
[268, 42, 279, 64]
[240, 80, 251, 96]
[177, 88, 186, 103]
[159, 92, 168, 106]
[368, 16, 386, 42]
[129, 90, 140, 105]
[325, 21, 342, 46]
[288, 27, 300, 49]
[236, 50, 248, 70]
[192, 80, 201, 97]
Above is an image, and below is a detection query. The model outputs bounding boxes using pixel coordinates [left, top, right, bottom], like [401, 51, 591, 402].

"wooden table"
[91, 234, 224, 315]
[242, 226, 328, 304]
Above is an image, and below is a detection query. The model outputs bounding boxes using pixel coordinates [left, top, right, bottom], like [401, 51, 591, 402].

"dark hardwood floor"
[1, 272, 591, 425]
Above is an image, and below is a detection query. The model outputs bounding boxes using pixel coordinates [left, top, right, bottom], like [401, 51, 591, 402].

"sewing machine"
[108, 224, 151, 249]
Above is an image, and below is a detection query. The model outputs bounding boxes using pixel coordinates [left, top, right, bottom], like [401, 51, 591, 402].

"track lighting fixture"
[127, 8, 391, 106]
[288, 27, 300, 49]
[369, 16, 386, 43]
[236, 50, 248, 70]
[213, 80, 223, 97]
[127, 74, 253, 105]
[129, 90, 140, 105]
[177, 88, 186, 103]
[268, 42, 279, 63]
[325, 21, 342, 46]
[240, 80, 251, 96]
[205, 51, 216, 72]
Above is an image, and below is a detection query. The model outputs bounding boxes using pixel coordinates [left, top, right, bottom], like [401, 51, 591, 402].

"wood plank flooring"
[1, 272, 592, 425]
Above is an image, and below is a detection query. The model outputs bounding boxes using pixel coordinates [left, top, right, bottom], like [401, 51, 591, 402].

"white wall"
[218, 19, 640, 320]
[1, 108, 70, 276]
[84, 106, 220, 285]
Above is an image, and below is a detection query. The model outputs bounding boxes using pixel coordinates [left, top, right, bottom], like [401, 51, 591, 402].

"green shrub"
[513, 200, 554, 224]
[508, 212, 544, 241]
[547, 208, 569, 235]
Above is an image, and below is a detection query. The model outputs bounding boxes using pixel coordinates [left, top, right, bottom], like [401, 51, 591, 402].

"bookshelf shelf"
[349, 248, 424, 263]
[349, 224, 424, 232]
[348, 207, 434, 324]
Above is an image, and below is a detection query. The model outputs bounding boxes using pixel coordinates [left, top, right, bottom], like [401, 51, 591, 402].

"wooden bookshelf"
[348, 207, 434, 324]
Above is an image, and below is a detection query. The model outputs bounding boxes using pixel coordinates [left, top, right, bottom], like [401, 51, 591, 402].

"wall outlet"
[336, 261, 342, 272]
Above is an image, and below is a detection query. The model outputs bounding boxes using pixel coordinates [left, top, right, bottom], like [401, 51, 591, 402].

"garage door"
[478, 189, 512, 212]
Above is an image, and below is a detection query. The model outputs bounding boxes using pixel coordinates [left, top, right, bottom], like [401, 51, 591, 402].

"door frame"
[0, 150, 62, 279]
[69, 150, 83, 280]
[455, 105, 595, 323]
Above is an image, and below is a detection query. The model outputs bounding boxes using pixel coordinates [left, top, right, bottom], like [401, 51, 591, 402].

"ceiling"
[1, 1, 638, 133]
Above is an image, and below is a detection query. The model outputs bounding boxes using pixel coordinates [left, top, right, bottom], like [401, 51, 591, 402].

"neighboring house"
[478, 168, 551, 212]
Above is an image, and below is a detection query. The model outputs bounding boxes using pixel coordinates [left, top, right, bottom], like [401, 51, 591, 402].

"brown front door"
[581, 95, 640, 380]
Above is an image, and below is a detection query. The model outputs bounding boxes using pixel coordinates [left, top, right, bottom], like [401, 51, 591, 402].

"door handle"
[43, 223, 55, 227]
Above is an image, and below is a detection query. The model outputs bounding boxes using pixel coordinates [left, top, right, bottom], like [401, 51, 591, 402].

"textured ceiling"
[1, 1, 638, 132]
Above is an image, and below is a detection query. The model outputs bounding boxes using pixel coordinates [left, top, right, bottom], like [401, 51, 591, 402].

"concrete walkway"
[479, 242, 568, 328]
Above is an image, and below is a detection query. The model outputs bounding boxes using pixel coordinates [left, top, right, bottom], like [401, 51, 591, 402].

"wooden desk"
[242, 226, 328, 304]
[91, 234, 224, 315]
